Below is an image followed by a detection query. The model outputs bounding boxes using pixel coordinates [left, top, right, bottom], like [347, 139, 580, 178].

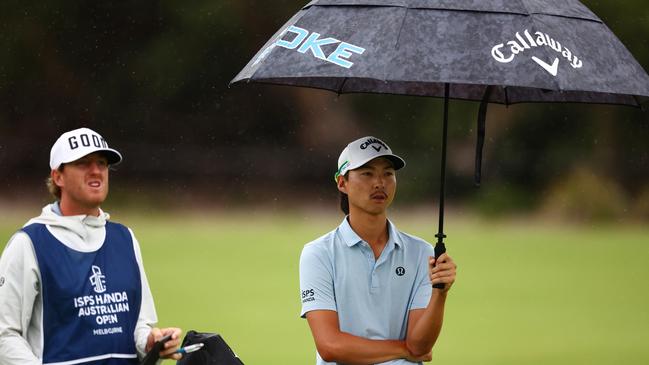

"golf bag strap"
[475, 85, 493, 187]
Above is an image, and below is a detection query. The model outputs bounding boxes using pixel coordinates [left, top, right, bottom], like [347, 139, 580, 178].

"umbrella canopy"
[231, 0, 649, 285]
[232, 0, 649, 105]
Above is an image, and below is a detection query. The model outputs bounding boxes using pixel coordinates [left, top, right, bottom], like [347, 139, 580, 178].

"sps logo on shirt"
[301, 289, 315, 303]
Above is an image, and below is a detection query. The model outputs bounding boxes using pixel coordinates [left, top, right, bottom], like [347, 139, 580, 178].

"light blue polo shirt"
[299, 217, 435, 365]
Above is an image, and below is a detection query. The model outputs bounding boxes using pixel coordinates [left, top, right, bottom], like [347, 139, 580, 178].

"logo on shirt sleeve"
[301, 289, 315, 303]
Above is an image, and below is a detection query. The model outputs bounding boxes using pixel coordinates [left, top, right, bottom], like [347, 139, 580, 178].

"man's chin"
[365, 206, 389, 216]
[84, 194, 107, 207]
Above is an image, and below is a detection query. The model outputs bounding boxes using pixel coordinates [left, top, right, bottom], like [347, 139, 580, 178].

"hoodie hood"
[24, 203, 110, 252]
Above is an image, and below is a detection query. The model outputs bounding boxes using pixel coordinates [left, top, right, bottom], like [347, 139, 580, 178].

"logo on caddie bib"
[74, 265, 131, 332]
[89, 265, 107, 293]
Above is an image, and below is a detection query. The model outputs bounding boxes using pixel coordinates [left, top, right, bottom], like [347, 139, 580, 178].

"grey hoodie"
[0, 204, 157, 364]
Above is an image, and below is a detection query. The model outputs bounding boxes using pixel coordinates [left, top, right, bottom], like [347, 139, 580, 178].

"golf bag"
[176, 330, 244, 365]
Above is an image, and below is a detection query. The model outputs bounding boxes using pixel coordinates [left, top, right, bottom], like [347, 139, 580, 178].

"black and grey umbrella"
[231, 0, 649, 286]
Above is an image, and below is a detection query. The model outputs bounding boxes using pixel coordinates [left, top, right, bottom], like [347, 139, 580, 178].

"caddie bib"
[23, 222, 142, 365]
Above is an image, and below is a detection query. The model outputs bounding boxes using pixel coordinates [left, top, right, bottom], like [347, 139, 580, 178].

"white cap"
[49, 127, 122, 170]
[334, 136, 405, 182]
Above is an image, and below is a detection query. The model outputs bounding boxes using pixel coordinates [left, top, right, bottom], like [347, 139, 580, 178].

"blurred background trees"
[1, 0, 647, 220]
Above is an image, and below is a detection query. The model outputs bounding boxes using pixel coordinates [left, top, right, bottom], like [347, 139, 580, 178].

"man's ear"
[337, 175, 347, 194]
[51, 169, 64, 188]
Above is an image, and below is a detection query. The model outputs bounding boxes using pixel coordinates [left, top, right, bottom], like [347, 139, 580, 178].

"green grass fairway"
[1, 209, 648, 364]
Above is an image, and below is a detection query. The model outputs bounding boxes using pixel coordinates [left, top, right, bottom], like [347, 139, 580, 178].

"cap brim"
[346, 153, 406, 172]
[384, 155, 405, 170]
[59, 148, 123, 167]
[98, 149, 123, 165]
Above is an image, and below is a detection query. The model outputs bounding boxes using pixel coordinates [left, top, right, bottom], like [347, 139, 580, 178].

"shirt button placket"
[362, 242, 378, 291]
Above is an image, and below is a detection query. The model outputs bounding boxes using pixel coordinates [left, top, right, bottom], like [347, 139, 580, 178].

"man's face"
[338, 157, 396, 216]
[53, 152, 110, 211]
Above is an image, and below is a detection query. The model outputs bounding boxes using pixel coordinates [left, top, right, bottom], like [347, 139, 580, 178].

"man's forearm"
[315, 331, 409, 365]
[406, 290, 447, 356]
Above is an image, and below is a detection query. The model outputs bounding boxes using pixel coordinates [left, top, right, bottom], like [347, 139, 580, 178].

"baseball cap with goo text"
[50, 127, 122, 170]
[334, 136, 405, 182]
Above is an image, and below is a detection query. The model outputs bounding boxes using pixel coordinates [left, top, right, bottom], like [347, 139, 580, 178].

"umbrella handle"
[432, 242, 446, 289]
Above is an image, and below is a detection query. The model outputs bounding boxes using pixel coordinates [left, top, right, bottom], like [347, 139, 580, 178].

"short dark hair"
[338, 172, 349, 215]
[46, 165, 65, 201]
[339, 192, 349, 215]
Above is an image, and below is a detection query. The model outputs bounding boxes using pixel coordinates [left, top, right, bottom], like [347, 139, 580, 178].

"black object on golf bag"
[176, 330, 244, 365]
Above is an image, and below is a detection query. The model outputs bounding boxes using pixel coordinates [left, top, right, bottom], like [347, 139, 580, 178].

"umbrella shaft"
[437, 83, 449, 245]
[433, 84, 449, 290]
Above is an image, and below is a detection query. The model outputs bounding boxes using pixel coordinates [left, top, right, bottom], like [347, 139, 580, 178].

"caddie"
[299, 136, 457, 364]
[0, 127, 182, 364]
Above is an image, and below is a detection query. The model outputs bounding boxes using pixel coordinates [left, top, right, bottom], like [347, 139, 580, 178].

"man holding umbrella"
[299, 136, 457, 364]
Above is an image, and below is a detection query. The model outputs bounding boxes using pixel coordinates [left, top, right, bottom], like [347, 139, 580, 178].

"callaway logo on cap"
[49, 127, 122, 170]
[334, 136, 406, 182]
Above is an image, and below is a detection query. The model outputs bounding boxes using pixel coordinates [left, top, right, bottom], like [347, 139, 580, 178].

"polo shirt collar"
[339, 216, 402, 248]
[387, 219, 402, 248]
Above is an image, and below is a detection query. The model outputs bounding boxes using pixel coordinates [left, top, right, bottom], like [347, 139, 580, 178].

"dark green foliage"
[0, 0, 647, 217]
